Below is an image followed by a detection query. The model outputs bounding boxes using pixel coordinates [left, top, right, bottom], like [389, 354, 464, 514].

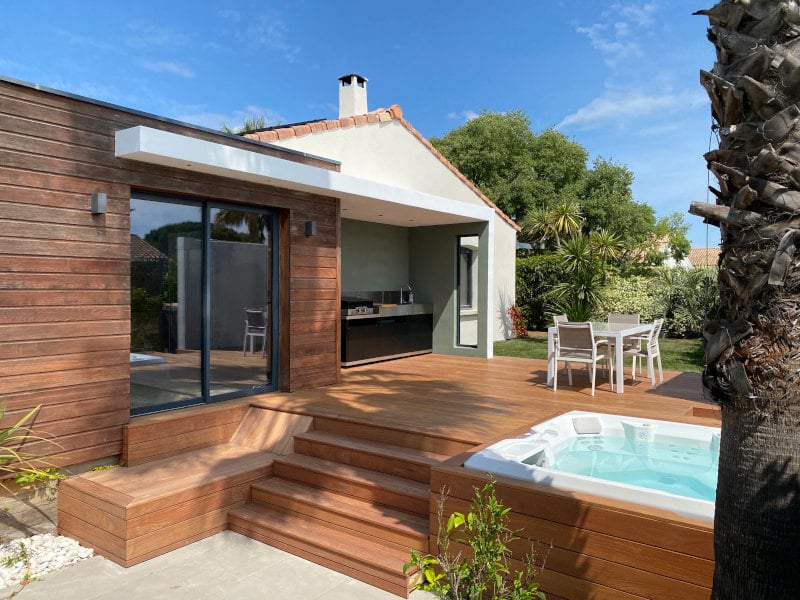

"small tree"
[551, 230, 623, 320]
[405, 477, 546, 600]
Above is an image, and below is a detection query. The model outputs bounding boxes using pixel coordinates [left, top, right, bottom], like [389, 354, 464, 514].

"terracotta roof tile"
[243, 105, 519, 231]
[689, 247, 721, 267]
[276, 128, 296, 140]
[131, 234, 168, 262]
[294, 124, 312, 136]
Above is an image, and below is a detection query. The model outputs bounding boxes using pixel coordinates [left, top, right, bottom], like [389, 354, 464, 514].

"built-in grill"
[341, 296, 375, 316]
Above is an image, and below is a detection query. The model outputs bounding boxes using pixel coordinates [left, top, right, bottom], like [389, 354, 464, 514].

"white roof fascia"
[115, 126, 493, 227]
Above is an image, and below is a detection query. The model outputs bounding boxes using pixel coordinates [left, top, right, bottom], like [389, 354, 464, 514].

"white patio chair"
[608, 312, 641, 352]
[624, 318, 664, 388]
[553, 321, 614, 396]
[242, 308, 267, 357]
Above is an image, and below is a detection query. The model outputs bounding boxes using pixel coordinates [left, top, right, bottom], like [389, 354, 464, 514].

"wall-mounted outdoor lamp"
[305, 220, 317, 236]
[91, 192, 107, 214]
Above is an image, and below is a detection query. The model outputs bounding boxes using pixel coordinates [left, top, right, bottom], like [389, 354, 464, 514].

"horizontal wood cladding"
[0, 78, 342, 466]
[0, 83, 339, 171]
[430, 466, 713, 600]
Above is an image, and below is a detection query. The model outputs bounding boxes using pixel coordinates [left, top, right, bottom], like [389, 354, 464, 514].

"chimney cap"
[338, 73, 368, 85]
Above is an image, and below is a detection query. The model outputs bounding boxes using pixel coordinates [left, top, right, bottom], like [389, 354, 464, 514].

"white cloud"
[126, 21, 191, 48]
[142, 61, 195, 78]
[575, 1, 661, 68]
[557, 87, 707, 130]
[223, 10, 301, 62]
[446, 109, 479, 122]
[43, 78, 124, 103]
[175, 104, 286, 131]
[576, 23, 640, 67]
[55, 28, 114, 51]
[613, 2, 659, 28]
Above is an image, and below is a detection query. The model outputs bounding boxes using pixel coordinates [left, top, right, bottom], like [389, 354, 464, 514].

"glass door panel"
[457, 235, 479, 347]
[130, 197, 203, 413]
[209, 207, 273, 397]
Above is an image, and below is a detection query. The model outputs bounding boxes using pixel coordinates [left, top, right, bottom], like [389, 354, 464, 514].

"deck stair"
[229, 421, 456, 598]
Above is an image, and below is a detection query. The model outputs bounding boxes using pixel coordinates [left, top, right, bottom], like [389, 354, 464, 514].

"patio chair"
[624, 318, 664, 388]
[242, 308, 267, 357]
[553, 321, 614, 396]
[608, 312, 641, 352]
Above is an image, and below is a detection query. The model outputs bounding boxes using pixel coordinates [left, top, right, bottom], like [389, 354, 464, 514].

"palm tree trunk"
[689, 2, 800, 596]
[712, 405, 800, 599]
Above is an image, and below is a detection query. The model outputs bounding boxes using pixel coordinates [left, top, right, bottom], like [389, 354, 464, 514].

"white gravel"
[0, 534, 93, 590]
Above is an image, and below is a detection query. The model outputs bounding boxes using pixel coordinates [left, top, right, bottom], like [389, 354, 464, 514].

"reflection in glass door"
[129, 193, 277, 415]
[456, 235, 479, 347]
[209, 207, 274, 397]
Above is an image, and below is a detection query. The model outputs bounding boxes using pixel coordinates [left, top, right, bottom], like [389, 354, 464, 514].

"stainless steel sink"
[377, 303, 432, 317]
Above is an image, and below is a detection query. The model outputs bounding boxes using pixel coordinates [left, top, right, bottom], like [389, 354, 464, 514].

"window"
[456, 235, 479, 347]
[129, 193, 278, 415]
[458, 246, 474, 309]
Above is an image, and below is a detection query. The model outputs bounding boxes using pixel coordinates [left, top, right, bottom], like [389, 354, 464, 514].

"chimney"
[338, 73, 368, 118]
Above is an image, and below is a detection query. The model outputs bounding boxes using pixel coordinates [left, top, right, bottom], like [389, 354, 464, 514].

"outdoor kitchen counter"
[341, 305, 433, 366]
[341, 303, 433, 320]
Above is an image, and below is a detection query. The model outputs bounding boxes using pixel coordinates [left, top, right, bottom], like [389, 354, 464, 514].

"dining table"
[547, 321, 654, 394]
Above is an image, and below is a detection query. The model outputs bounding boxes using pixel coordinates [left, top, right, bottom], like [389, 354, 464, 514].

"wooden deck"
[251, 354, 717, 599]
[59, 354, 716, 598]
[250, 353, 711, 445]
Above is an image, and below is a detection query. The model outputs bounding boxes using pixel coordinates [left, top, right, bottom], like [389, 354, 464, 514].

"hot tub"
[464, 410, 720, 521]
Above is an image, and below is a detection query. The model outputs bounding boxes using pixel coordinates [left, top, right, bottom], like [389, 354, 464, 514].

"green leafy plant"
[14, 467, 65, 501]
[404, 477, 546, 600]
[0, 404, 57, 495]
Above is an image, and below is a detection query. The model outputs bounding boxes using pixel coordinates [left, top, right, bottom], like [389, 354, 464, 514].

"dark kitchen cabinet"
[408, 314, 433, 352]
[341, 318, 379, 363]
[341, 312, 432, 366]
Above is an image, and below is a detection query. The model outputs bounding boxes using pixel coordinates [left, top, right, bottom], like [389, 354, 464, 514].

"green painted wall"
[341, 219, 409, 292]
[410, 223, 490, 358]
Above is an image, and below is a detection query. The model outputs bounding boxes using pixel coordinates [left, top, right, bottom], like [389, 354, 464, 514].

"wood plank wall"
[0, 78, 341, 467]
[431, 465, 714, 600]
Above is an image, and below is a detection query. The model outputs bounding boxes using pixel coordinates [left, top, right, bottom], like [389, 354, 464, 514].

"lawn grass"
[493, 334, 704, 373]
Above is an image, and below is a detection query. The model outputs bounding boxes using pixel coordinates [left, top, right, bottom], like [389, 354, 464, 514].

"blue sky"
[0, 1, 719, 248]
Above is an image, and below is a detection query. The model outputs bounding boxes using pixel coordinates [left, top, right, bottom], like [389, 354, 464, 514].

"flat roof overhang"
[115, 126, 493, 228]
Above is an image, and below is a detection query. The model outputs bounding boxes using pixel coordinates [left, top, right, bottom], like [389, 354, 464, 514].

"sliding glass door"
[129, 193, 277, 415]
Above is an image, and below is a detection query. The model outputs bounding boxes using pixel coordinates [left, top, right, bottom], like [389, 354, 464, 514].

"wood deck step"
[250, 477, 428, 551]
[58, 443, 274, 566]
[229, 502, 419, 598]
[293, 429, 449, 483]
[310, 416, 474, 456]
[273, 453, 430, 516]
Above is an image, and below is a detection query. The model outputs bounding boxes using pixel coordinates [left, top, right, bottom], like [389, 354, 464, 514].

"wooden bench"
[58, 443, 274, 566]
[58, 406, 313, 566]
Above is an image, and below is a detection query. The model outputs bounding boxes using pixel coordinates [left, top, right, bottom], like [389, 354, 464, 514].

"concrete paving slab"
[5, 531, 439, 600]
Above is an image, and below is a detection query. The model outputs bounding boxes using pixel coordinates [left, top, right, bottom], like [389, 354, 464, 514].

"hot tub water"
[464, 411, 720, 520]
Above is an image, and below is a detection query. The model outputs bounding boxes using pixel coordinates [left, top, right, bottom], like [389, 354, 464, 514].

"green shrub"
[597, 267, 719, 338]
[405, 477, 546, 600]
[515, 255, 565, 331]
[597, 275, 661, 322]
[655, 266, 719, 338]
[0, 404, 57, 495]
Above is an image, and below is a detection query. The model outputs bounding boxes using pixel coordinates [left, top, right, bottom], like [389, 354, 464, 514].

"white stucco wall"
[270, 121, 518, 343]
[269, 121, 496, 208]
